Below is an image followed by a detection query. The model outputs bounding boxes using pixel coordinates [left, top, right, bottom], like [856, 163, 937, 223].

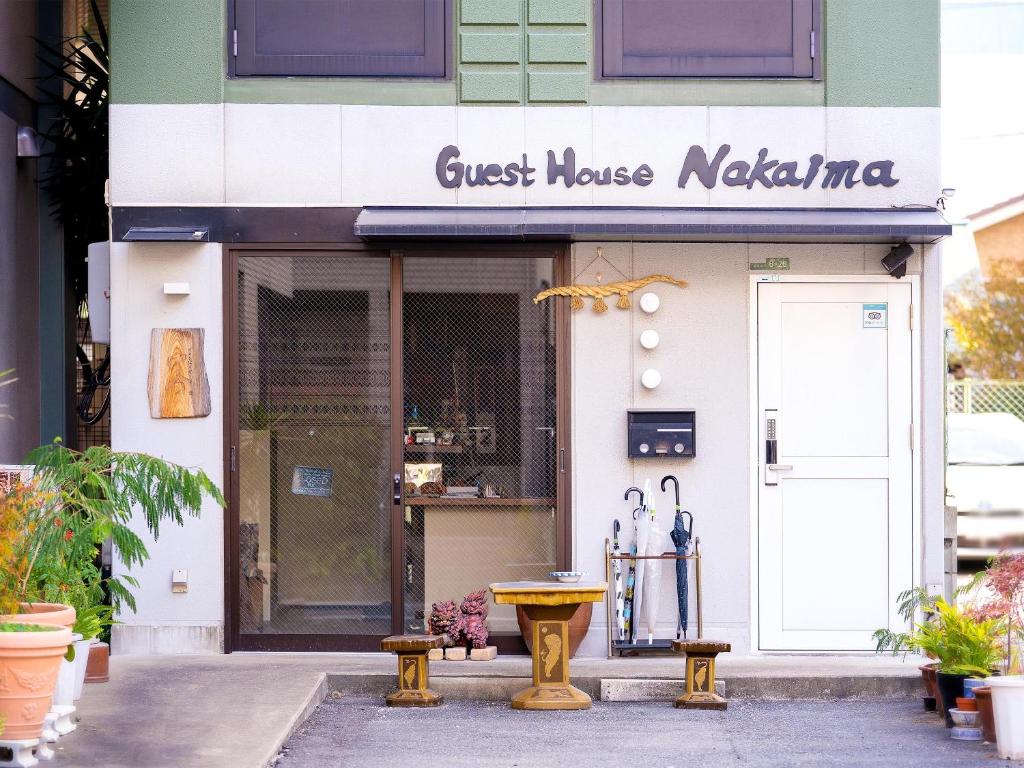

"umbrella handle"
[624, 486, 644, 508]
[682, 510, 694, 538]
[660, 474, 680, 511]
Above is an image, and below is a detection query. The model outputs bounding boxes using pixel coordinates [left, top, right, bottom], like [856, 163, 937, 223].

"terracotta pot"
[975, 686, 997, 743]
[919, 662, 939, 699]
[0, 622, 73, 739]
[85, 640, 109, 683]
[956, 696, 977, 712]
[516, 602, 593, 659]
[0, 602, 76, 629]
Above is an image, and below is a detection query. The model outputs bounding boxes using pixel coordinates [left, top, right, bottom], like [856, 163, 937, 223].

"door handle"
[393, 473, 402, 505]
[767, 464, 793, 472]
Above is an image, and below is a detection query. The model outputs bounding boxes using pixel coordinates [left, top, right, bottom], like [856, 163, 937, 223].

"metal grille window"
[237, 254, 392, 637]
[401, 256, 558, 636]
[233, 251, 563, 648]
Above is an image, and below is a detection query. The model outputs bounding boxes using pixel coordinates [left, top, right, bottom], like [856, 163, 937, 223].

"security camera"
[881, 243, 914, 279]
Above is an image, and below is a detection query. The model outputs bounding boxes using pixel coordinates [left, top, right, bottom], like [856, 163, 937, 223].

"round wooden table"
[490, 580, 608, 710]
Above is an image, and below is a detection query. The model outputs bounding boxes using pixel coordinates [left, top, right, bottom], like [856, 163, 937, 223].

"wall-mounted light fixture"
[16, 126, 40, 158]
[123, 226, 210, 242]
[641, 369, 661, 389]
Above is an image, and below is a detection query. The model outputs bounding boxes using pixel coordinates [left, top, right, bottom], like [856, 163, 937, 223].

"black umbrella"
[661, 475, 694, 639]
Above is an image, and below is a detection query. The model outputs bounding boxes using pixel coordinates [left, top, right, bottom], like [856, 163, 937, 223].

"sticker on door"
[862, 303, 887, 329]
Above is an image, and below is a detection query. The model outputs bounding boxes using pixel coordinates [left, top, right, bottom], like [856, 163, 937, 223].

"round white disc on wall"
[639, 329, 660, 350]
[641, 369, 661, 389]
[639, 292, 660, 314]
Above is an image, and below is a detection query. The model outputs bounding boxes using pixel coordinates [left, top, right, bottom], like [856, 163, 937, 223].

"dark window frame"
[228, 0, 454, 79]
[594, 0, 821, 80]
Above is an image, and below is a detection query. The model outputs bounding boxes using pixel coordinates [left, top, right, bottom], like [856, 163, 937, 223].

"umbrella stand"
[603, 541, 704, 657]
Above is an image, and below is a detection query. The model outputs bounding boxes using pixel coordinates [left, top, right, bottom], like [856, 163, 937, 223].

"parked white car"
[947, 412, 1024, 564]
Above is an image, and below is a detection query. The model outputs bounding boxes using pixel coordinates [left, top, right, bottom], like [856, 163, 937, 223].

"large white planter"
[73, 636, 92, 700]
[50, 633, 81, 735]
[988, 675, 1024, 759]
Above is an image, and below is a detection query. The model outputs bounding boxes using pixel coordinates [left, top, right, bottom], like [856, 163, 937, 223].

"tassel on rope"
[534, 274, 688, 313]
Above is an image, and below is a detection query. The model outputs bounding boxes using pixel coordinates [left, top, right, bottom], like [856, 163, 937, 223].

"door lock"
[393, 473, 402, 505]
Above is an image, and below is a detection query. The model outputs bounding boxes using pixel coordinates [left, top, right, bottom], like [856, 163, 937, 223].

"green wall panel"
[224, 79, 456, 105]
[460, 71, 522, 102]
[824, 0, 940, 107]
[461, 32, 521, 63]
[109, 0, 938, 108]
[528, 0, 586, 25]
[528, 72, 588, 103]
[529, 33, 587, 63]
[461, 0, 520, 24]
[111, 0, 224, 104]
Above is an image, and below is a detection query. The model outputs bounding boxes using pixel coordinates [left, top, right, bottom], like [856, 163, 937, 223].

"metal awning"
[353, 207, 951, 244]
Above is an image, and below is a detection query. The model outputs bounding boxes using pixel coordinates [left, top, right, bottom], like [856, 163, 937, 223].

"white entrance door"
[757, 280, 913, 651]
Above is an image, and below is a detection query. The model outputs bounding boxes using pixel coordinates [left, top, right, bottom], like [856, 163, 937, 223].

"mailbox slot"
[627, 410, 696, 459]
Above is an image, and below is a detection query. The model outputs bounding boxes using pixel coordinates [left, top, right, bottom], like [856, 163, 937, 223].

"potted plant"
[874, 586, 941, 710]
[961, 551, 1024, 757]
[875, 592, 1003, 728]
[0, 479, 76, 628]
[25, 440, 223, 677]
[0, 441, 222, 692]
[913, 600, 1002, 728]
[0, 481, 73, 741]
[0, 622, 73, 740]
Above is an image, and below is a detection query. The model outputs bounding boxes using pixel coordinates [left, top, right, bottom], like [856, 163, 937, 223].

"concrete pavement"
[57, 652, 923, 768]
[276, 697, 1005, 768]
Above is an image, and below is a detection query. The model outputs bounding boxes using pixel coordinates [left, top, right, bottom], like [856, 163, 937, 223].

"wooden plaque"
[147, 328, 212, 418]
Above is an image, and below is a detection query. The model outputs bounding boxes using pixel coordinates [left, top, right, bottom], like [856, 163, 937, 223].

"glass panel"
[402, 256, 558, 635]
[237, 255, 391, 636]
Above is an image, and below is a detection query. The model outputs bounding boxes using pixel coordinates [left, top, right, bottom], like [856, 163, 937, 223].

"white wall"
[109, 242, 224, 654]
[109, 105, 941, 210]
[571, 241, 931, 656]
[107, 237, 941, 655]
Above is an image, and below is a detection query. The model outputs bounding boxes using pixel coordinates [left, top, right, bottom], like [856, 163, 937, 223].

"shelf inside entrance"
[406, 497, 556, 507]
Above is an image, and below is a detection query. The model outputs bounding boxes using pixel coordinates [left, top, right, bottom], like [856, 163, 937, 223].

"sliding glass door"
[229, 247, 566, 651]
[401, 255, 559, 638]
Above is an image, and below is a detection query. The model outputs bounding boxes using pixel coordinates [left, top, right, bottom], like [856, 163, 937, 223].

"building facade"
[108, 0, 948, 656]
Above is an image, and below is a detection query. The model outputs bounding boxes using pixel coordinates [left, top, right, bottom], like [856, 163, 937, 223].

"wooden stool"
[671, 639, 731, 710]
[380, 635, 445, 707]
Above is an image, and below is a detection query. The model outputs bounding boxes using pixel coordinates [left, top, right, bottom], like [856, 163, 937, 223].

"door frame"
[223, 243, 572, 652]
[746, 274, 922, 654]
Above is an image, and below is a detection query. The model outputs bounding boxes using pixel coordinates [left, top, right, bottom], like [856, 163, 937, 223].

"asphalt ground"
[274, 697, 1015, 768]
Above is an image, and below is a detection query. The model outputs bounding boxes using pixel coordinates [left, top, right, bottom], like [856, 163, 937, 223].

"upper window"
[233, 0, 449, 77]
[598, 0, 817, 79]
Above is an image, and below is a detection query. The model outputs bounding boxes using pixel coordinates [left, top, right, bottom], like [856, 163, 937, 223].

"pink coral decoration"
[460, 589, 490, 649]
[428, 600, 464, 647]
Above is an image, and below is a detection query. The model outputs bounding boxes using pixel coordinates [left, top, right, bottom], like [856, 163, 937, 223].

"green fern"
[24, 439, 224, 614]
